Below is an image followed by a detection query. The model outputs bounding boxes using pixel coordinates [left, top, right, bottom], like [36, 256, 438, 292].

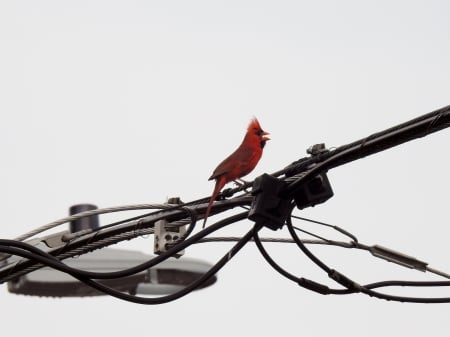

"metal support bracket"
[154, 197, 186, 258]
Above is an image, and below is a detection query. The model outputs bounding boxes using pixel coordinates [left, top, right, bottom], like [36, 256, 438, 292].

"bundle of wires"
[1, 104, 449, 304]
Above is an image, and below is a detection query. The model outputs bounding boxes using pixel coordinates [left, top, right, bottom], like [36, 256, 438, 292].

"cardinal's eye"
[254, 128, 263, 136]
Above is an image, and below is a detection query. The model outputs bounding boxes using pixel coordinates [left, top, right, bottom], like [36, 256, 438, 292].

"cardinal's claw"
[234, 179, 250, 192]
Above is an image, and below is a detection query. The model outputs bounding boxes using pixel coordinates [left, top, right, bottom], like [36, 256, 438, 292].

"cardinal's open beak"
[262, 131, 270, 141]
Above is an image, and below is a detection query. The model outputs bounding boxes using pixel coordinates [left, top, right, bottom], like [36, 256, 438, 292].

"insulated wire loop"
[1, 200, 250, 282]
[285, 212, 450, 303]
[5, 212, 246, 281]
[0, 213, 257, 304]
[2, 210, 450, 303]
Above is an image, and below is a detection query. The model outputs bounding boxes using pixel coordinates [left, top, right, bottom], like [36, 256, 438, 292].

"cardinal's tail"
[203, 177, 227, 228]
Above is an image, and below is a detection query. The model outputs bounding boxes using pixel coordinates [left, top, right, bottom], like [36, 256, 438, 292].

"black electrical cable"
[253, 229, 301, 284]
[73, 221, 262, 304]
[0, 198, 254, 283]
[0, 213, 260, 304]
[0, 239, 58, 261]
[0, 211, 242, 282]
[365, 280, 450, 289]
[2, 214, 344, 296]
[4, 217, 450, 303]
[166, 206, 198, 248]
[359, 286, 450, 304]
[254, 227, 450, 300]
[279, 105, 450, 180]
[286, 212, 332, 274]
[0, 246, 69, 277]
[253, 228, 351, 295]
[0, 207, 197, 282]
[285, 213, 450, 303]
[281, 106, 450, 199]
[286, 212, 381, 293]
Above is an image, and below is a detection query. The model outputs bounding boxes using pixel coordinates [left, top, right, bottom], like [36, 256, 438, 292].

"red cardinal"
[203, 117, 270, 227]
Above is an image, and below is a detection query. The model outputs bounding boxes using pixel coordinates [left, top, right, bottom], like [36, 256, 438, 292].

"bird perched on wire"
[203, 117, 270, 227]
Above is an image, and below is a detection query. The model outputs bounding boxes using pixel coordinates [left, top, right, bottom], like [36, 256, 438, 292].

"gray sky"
[1, 1, 449, 336]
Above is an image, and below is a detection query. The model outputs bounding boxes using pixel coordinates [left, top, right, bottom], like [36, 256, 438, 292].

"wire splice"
[370, 245, 428, 272]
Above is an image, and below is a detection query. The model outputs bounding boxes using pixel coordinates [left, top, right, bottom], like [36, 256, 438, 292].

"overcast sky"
[1, 1, 449, 336]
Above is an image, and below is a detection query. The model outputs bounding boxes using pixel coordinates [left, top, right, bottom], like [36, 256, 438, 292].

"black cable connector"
[291, 171, 334, 210]
[248, 174, 292, 230]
